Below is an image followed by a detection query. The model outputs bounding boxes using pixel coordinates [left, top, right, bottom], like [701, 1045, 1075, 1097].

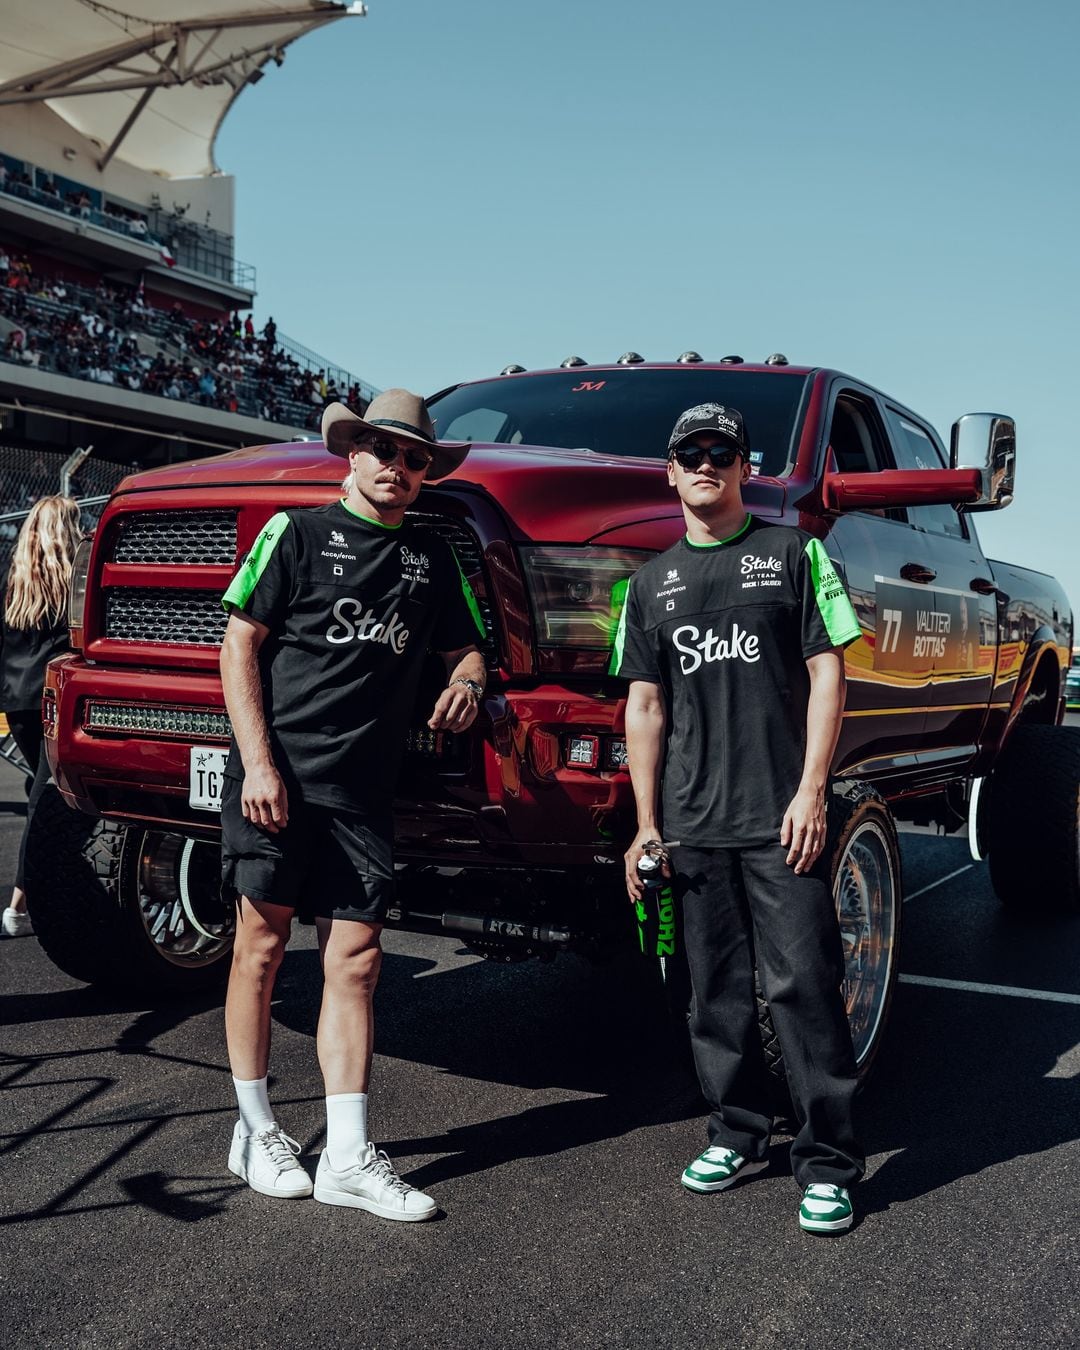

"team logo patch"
[666, 568, 679, 583]
[400, 544, 430, 584]
[740, 553, 783, 590]
[330, 530, 346, 546]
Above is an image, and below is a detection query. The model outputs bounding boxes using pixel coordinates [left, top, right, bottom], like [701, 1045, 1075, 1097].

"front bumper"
[45, 654, 636, 867]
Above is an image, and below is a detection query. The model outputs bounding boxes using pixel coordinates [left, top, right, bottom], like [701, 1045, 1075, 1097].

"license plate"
[189, 746, 229, 812]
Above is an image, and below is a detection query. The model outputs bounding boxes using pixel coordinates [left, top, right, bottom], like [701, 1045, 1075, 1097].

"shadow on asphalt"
[5, 911, 1080, 1226]
[858, 980, 1080, 1213]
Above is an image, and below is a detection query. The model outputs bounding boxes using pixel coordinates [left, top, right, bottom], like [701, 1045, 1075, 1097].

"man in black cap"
[611, 402, 865, 1234]
[220, 389, 487, 1219]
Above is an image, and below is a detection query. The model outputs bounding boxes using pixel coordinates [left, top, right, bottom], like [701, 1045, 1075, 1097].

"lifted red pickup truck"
[33, 359, 1078, 1078]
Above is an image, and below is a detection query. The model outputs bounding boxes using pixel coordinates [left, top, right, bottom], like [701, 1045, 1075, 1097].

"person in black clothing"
[220, 388, 486, 1219]
[0, 496, 82, 937]
[612, 403, 865, 1235]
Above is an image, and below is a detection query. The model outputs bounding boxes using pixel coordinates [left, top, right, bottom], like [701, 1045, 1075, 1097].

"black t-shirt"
[222, 500, 485, 812]
[0, 604, 69, 712]
[610, 515, 861, 848]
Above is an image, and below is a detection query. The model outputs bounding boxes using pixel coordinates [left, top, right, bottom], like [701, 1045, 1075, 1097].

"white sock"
[325, 1093, 368, 1169]
[233, 1076, 275, 1137]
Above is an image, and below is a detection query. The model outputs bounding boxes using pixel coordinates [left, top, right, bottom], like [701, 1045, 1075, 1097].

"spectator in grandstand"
[1, 496, 83, 938]
[262, 315, 276, 348]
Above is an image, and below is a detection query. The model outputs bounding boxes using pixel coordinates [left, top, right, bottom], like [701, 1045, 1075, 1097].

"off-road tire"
[24, 787, 232, 996]
[988, 724, 1080, 914]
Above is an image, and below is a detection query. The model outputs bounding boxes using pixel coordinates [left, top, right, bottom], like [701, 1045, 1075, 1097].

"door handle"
[969, 577, 999, 597]
[900, 563, 936, 584]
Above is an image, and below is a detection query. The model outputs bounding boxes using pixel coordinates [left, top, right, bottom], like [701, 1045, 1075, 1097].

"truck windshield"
[427, 368, 811, 477]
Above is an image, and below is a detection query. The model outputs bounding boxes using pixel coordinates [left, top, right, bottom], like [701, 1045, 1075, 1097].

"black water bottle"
[635, 844, 677, 958]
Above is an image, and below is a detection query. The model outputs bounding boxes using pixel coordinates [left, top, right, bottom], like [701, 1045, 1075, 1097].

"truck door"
[820, 385, 930, 783]
[881, 405, 997, 767]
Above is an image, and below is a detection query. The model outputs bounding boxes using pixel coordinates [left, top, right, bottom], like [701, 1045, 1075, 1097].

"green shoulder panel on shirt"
[222, 512, 291, 613]
[804, 537, 861, 646]
[453, 552, 487, 641]
[609, 581, 631, 675]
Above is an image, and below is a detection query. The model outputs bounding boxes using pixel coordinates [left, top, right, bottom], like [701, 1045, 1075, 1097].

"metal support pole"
[60, 444, 93, 498]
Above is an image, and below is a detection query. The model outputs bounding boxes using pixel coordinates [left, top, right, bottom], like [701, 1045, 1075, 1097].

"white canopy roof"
[0, 2, 365, 179]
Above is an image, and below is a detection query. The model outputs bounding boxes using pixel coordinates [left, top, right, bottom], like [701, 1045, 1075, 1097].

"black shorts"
[220, 775, 393, 924]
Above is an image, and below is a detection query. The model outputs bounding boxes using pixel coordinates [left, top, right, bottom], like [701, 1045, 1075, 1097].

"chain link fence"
[0, 445, 128, 576]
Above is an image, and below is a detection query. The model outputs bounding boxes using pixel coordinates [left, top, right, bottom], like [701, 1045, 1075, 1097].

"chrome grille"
[105, 589, 227, 645]
[112, 511, 237, 564]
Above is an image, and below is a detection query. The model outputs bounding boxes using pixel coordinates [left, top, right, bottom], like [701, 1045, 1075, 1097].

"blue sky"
[217, 0, 1079, 614]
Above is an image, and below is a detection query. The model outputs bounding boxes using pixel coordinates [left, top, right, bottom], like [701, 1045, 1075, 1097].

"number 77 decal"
[880, 608, 903, 654]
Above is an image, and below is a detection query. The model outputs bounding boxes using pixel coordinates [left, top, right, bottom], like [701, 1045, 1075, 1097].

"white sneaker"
[2, 907, 33, 937]
[314, 1144, 437, 1221]
[228, 1121, 313, 1199]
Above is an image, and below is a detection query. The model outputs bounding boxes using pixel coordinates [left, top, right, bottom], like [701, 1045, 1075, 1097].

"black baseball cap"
[667, 402, 749, 457]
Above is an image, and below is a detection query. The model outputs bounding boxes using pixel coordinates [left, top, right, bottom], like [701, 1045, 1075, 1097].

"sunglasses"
[671, 443, 745, 472]
[361, 436, 433, 474]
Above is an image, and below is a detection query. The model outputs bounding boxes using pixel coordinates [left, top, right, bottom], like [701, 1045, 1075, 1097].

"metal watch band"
[452, 677, 484, 699]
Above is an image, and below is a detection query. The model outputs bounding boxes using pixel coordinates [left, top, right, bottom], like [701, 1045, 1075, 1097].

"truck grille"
[408, 516, 496, 654]
[112, 510, 237, 564]
[105, 589, 227, 645]
[100, 512, 494, 656]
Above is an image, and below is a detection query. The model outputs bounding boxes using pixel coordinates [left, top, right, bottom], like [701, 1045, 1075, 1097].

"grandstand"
[0, 1, 372, 552]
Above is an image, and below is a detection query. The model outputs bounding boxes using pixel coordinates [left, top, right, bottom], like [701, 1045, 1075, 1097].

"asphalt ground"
[2, 751, 1079, 1350]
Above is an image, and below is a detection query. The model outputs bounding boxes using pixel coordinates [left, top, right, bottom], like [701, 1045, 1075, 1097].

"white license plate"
[189, 746, 230, 812]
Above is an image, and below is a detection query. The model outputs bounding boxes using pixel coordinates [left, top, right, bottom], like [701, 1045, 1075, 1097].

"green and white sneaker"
[681, 1146, 768, 1193]
[799, 1183, 853, 1233]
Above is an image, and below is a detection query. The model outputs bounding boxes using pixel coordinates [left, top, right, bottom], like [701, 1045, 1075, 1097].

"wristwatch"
[452, 677, 485, 701]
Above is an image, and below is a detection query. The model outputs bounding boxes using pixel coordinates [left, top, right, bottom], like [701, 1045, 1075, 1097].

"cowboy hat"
[321, 388, 470, 481]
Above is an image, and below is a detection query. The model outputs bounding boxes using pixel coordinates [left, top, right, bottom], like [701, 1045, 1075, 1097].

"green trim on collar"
[339, 498, 402, 530]
[684, 514, 753, 548]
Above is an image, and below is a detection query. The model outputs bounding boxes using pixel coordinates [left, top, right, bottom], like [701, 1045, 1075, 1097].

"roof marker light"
[764, 353, 789, 366]
[560, 356, 587, 368]
[719, 354, 744, 365]
[617, 351, 644, 364]
[677, 351, 703, 364]
[501, 364, 526, 375]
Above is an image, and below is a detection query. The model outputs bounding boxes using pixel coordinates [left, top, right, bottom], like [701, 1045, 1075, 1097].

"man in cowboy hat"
[219, 388, 486, 1219]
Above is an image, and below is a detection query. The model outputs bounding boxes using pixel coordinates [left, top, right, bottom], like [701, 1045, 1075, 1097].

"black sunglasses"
[671, 443, 745, 472]
[362, 436, 433, 473]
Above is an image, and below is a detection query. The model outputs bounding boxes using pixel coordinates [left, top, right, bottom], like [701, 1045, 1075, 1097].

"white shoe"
[314, 1144, 437, 1221]
[2, 907, 32, 937]
[228, 1121, 313, 1199]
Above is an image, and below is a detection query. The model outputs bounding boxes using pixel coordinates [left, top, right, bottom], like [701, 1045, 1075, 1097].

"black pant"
[6, 709, 52, 893]
[674, 841, 863, 1189]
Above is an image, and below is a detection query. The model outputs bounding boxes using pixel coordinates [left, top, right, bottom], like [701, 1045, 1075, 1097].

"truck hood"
[114, 440, 786, 544]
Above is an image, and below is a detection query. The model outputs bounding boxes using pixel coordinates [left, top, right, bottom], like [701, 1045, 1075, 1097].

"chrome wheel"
[833, 818, 898, 1068]
[132, 830, 233, 968]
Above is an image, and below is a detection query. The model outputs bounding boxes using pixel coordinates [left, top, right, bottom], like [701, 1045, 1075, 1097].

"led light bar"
[85, 702, 232, 741]
[84, 702, 457, 759]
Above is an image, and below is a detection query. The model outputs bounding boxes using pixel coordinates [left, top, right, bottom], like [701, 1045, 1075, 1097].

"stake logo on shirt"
[325, 597, 411, 652]
[671, 620, 761, 672]
[400, 544, 430, 585]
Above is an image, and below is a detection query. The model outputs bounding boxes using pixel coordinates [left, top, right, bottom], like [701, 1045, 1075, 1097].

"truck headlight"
[519, 546, 651, 655]
[67, 536, 94, 650]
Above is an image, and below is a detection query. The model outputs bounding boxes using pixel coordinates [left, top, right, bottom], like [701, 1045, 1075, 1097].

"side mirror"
[950, 413, 1015, 512]
[821, 467, 982, 513]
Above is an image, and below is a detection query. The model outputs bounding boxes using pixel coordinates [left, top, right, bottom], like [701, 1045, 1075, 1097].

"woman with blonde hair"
[0, 495, 82, 936]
